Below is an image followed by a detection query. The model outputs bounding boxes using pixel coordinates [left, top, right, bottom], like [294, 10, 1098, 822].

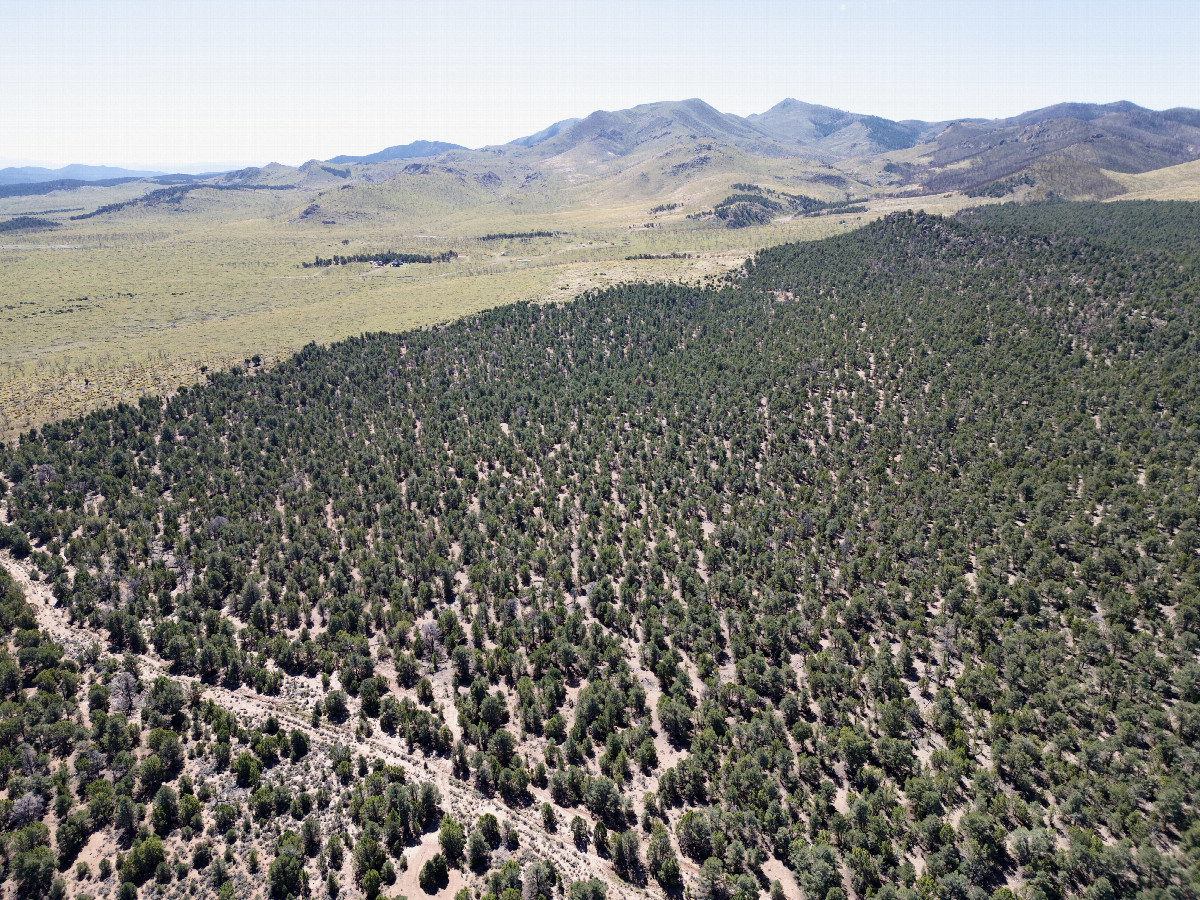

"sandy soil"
[761, 856, 804, 900]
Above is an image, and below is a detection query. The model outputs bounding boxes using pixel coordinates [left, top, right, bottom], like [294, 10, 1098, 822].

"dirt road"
[0, 539, 655, 900]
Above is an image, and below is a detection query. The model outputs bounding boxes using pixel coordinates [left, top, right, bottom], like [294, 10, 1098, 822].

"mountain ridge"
[327, 140, 468, 166]
[0, 163, 165, 185]
[312, 97, 1200, 200]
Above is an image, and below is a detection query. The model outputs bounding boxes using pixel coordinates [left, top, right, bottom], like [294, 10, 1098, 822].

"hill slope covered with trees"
[1, 204, 1199, 900]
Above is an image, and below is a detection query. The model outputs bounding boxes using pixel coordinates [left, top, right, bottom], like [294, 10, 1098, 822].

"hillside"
[957, 200, 1200, 256]
[509, 99, 791, 163]
[746, 100, 940, 157]
[1, 205, 1199, 900]
[921, 102, 1200, 197]
[414, 98, 1200, 200]
[328, 142, 468, 167]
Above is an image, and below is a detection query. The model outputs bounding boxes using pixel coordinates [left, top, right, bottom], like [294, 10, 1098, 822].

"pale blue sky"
[1, 0, 1195, 170]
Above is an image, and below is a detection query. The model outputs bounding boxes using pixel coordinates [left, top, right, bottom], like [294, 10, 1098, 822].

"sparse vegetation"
[479, 231, 559, 241]
[0, 216, 59, 233]
[68, 182, 294, 220]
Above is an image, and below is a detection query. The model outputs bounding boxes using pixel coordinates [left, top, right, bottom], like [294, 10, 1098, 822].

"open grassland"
[0, 173, 983, 441]
[1106, 158, 1200, 199]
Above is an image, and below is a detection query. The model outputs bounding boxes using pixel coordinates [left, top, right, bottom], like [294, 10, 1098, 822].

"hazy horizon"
[3, 0, 1197, 170]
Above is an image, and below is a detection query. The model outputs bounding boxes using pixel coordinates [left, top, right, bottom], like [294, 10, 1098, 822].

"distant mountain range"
[920, 100, 1200, 195]
[10, 98, 1199, 206]
[497, 97, 943, 161]
[508, 118, 583, 148]
[499, 97, 1200, 189]
[0, 164, 165, 185]
[747, 98, 943, 154]
[319, 97, 1200, 200]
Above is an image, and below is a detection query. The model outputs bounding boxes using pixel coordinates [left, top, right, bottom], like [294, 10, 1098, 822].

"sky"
[1, 0, 1196, 171]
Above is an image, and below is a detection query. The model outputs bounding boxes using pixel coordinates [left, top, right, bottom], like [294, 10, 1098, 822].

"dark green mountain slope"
[958, 200, 1200, 258]
[2, 207, 1200, 900]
